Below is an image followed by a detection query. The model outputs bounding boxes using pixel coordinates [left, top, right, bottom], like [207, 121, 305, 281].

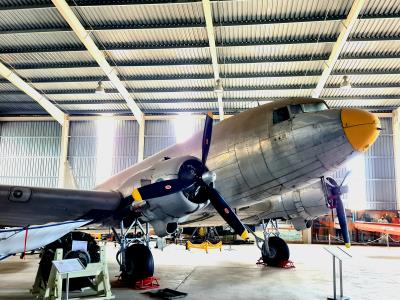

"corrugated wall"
[144, 118, 205, 158]
[144, 120, 176, 159]
[0, 121, 61, 187]
[112, 120, 139, 174]
[68, 120, 139, 190]
[68, 121, 98, 190]
[364, 118, 396, 210]
[0, 117, 396, 210]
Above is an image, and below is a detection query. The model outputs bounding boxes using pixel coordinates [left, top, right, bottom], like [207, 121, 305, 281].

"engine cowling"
[119, 155, 209, 236]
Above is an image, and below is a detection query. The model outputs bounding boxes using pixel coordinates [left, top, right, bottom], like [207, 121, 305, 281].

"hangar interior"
[0, 0, 400, 300]
[0, 0, 399, 209]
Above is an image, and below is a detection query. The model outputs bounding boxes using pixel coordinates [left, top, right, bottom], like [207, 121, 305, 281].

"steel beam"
[2, 35, 399, 54]
[0, 106, 394, 116]
[312, 0, 366, 98]
[0, 0, 200, 11]
[202, 0, 224, 119]
[0, 114, 231, 122]
[58, 118, 70, 188]
[0, 60, 67, 125]
[4, 95, 400, 107]
[391, 108, 400, 210]
[2, 68, 400, 84]
[138, 119, 145, 162]
[51, 0, 144, 126]
[0, 10, 398, 32]
[6, 53, 400, 70]
[3, 82, 400, 95]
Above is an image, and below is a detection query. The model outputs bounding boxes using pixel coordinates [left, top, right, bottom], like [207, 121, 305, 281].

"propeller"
[326, 174, 351, 248]
[132, 112, 248, 239]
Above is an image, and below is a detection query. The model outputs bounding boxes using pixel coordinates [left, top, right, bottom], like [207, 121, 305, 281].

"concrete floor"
[0, 242, 399, 300]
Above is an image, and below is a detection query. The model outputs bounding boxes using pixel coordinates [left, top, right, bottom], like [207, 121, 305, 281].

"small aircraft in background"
[0, 97, 381, 285]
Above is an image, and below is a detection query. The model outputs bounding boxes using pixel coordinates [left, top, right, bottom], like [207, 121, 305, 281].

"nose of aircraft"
[341, 108, 381, 152]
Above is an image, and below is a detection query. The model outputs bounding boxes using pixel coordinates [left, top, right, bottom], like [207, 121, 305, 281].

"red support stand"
[256, 257, 295, 269]
[133, 276, 160, 290]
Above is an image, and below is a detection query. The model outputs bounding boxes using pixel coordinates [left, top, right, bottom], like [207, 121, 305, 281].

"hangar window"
[302, 102, 328, 113]
[273, 107, 290, 124]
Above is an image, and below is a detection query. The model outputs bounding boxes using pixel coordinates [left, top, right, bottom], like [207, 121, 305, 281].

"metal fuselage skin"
[96, 98, 356, 228]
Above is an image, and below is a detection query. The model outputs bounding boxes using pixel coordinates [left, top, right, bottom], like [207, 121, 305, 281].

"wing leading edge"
[0, 184, 122, 227]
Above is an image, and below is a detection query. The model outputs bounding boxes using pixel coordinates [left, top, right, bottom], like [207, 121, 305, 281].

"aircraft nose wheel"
[261, 236, 290, 266]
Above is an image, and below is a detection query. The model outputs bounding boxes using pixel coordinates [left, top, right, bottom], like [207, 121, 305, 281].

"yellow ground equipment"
[186, 240, 222, 253]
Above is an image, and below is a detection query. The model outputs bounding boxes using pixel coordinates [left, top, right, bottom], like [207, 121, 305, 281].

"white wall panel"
[0, 121, 61, 187]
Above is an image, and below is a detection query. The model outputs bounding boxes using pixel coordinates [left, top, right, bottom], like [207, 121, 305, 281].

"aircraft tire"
[121, 243, 154, 282]
[39, 231, 100, 290]
[261, 236, 290, 266]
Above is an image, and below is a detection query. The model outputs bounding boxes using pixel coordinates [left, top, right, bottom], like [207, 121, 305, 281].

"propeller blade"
[336, 196, 351, 248]
[340, 171, 352, 187]
[201, 112, 214, 165]
[203, 185, 248, 240]
[132, 179, 192, 201]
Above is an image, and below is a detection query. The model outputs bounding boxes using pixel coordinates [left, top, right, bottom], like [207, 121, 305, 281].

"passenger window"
[302, 102, 328, 113]
[273, 107, 290, 124]
[290, 104, 303, 115]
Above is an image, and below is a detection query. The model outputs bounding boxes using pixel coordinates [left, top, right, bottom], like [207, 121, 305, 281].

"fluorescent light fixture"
[214, 79, 224, 94]
[340, 76, 352, 89]
[95, 81, 106, 94]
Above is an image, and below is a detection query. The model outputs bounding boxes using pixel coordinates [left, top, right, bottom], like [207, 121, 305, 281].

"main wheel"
[121, 243, 154, 282]
[261, 236, 290, 266]
[39, 231, 100, 290]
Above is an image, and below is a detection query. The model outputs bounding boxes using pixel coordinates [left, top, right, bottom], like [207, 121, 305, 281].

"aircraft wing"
[0, 184, 122, 227]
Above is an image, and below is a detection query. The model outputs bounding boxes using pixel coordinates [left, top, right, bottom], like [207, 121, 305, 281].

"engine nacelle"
[244, 180, 331, 231]
[119, 156, 207, 236]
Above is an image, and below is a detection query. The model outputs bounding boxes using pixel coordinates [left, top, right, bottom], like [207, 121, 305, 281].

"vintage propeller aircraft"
[0, 97, 381, 285]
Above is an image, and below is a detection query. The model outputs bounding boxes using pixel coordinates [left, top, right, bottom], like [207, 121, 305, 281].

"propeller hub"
[202, 171, 216, 185]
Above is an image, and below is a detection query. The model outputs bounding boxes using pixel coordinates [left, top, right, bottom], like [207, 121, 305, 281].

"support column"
[392, 108, 400, 210]
[58, 117, 70, 188]
[302, 228, 312, 244]
[137, 118, 145, 162]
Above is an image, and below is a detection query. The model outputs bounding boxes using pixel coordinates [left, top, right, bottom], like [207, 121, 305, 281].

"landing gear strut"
[112, 219, 154, 283]
[246, 219, 290, 267]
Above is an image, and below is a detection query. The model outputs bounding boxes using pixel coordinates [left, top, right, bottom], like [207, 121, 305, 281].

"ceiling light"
[340, 75, 352, 89]
[95, 81, 106, 94]
[214, 79, 224, 94]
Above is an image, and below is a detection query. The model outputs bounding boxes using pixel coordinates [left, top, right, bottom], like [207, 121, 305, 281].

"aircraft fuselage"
[96, 98, 379, 230]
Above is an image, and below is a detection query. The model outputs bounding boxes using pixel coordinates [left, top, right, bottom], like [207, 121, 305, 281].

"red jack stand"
[134, 276, 160, 290]
[256, 258, 295, 269]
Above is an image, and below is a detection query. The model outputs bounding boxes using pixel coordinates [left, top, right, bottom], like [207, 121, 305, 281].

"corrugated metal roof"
[328, 74, 400, 86]
[0, 0, 399, 115]
[211, 0, 352, 23]
[0, 31, 81, 51]
[221, 61, 324, 76]
[326, 99, 400, 108]
[216, 20, 341, 45]
[74, 2, 204, 27]
[217, 43, 333, 61]
[322, 87, 400, 97]
[92, 27, 208, 48]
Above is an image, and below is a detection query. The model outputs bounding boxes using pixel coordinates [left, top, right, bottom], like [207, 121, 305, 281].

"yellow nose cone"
[341, 108, 381, 152]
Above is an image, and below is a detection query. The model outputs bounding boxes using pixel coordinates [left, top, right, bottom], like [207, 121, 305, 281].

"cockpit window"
[302, 102, 328, 113]
[273, 107, 290, 124]
[290, 104, 303, 115]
